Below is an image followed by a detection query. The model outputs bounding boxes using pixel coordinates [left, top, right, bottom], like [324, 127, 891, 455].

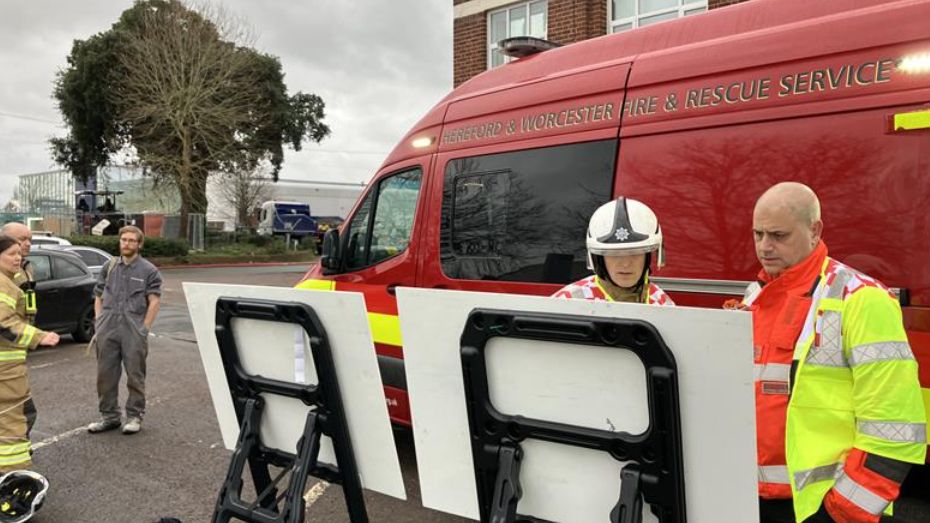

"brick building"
[453, 0, 750, 86]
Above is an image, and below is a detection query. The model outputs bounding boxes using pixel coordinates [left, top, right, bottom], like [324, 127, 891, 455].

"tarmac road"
[26, 264, 469, 522]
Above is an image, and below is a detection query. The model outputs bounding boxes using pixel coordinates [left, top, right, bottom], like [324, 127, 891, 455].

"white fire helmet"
[0, 470, 48, 523]
[586, 197, 665, 273]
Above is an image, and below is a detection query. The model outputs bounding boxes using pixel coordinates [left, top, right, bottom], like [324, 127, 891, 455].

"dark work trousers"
[760, 498, 797, 523]
[96, 313, 149, 421]
[760, 496, 929, 523]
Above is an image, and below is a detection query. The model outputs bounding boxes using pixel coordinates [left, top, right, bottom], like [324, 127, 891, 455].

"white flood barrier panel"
[184, 282, 406, 500]
[398, 287, 757, 522]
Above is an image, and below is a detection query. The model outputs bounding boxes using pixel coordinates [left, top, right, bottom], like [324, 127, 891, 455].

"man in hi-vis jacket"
[746, 182, 926, 523]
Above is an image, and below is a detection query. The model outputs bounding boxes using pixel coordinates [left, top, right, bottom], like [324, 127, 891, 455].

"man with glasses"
[88, 225, 162, 435]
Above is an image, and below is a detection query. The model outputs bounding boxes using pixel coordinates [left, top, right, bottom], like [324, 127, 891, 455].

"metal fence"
[1, 211, 206, 251]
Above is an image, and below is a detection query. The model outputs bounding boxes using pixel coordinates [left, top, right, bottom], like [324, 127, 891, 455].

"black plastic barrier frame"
[460, 309, 687, 523]
[212, 298, 367, 523]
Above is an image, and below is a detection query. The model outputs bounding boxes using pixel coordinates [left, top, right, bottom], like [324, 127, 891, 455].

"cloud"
[0, 0, 452, 205]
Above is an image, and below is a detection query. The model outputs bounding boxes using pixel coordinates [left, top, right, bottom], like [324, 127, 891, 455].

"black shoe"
[87, 419, 121, 433]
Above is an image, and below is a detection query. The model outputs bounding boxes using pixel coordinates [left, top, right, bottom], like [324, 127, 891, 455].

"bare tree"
[217, 165, 273, 229]
[114, 2, 273, 237]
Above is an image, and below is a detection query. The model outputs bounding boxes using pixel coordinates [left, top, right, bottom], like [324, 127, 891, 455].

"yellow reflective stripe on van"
[893, 109, 930, 131]
[0, 293, 16, 309]
[0, 351, 27, 362]
[295, 279, 337, 291]
[368, 312, 402, 347]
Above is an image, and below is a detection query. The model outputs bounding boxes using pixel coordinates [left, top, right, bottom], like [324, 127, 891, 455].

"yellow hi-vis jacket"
[786, 258, 927, 522]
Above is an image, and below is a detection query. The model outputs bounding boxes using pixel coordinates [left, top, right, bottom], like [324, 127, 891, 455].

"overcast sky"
[0, 0, 452, 205]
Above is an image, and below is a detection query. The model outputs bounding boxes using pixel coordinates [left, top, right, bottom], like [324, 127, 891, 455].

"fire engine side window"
[369, 170, 422, 264]
[441, 139, 616, 283]
[344, 192, 374, 270]
[344, 167, 423, 270]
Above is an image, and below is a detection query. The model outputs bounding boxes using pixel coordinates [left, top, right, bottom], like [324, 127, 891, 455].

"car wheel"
[72, 305, 95, 343]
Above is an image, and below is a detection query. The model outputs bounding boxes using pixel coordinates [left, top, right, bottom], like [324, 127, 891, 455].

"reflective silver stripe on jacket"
[806, 310, 847, 367]
[758, 465, 791, 485]
[801, 265, 851, 365]
[825, 269, 854, 300]
[834, 471, 890, 515]
[858, 420, 928, 444]
[754, 362, 792, 382]
[849, 342, 915, 366]
[794, 462, 842, 491]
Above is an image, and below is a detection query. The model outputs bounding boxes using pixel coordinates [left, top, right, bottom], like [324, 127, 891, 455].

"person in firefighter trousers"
[742, 182, 926, 523]
[0, 234, 59, 471]
[552, 196, 673, 306]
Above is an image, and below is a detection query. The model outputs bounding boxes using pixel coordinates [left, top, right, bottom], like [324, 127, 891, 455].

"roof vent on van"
[499, 36, 561, 59]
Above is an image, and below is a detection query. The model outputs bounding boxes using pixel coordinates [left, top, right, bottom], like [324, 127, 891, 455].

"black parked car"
[26, 249, 96, 342]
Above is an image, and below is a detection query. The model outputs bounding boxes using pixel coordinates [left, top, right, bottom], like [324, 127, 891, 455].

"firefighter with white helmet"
[552, 197, 673, 305]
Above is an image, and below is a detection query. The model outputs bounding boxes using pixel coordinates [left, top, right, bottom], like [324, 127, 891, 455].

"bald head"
[754, 182, 821, 227]
[1, 222, 31, 257]
[752, 183, 823, 277]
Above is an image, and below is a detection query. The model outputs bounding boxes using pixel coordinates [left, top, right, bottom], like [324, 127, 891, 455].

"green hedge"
[68, 235, 190, 257]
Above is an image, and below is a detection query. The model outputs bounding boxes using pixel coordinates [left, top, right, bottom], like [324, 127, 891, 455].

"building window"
[610, 0, 707, 33]
[488, 1, 548, 68]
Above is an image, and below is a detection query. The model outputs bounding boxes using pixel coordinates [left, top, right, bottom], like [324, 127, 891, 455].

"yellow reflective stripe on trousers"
[758, 465, 791, 484]
[368, 312, 402, 347]
[0, 442, 30, 457]
[834, 471, 890, 515]
[0, 442, 31, 467]
[15, 325, 37, 348]
[794, 462, 842, 491]
[0, 350, 27, 362]
[0, 293, 15, 309]
[857, 420, 927, 444]
[294, 279, 336, 291]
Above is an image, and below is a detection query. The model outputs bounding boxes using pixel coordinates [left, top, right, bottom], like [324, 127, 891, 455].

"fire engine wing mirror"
[321, 229, 342, 272]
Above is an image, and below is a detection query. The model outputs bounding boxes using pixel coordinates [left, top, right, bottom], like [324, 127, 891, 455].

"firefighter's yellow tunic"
[0, 271, 46, 471]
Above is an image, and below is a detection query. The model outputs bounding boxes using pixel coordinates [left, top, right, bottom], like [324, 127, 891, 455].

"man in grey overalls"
[88, 225, 162, 435]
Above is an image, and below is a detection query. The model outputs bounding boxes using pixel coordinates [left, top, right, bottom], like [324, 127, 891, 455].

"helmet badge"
[614, 227, 630, 241]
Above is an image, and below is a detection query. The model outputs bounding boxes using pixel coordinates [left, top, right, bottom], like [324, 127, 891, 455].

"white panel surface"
[184, 282, 405, 500]
[397, 287, 757, 521]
